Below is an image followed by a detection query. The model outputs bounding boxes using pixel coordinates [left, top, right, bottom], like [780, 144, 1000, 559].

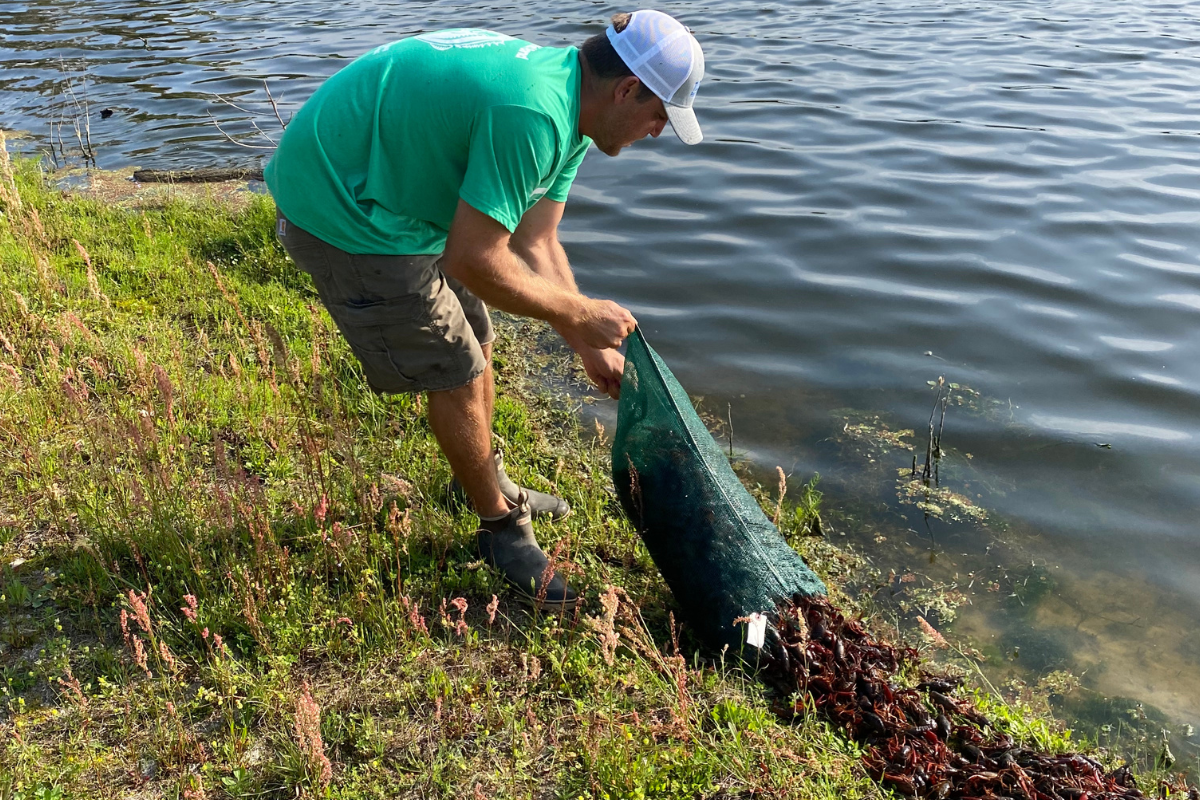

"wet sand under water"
[830, 457, 1200, 764]
[953, 564, 1200, 736]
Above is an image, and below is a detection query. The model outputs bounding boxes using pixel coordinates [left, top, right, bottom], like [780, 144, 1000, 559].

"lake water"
[4, 0, 1200, 754]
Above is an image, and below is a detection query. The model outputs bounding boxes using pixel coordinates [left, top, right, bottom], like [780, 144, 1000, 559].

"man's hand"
[578, 345, 626, 400]
[556, 297, 636, 350]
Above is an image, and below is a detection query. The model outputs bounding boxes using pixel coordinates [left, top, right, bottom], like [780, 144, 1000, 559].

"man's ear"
[613, 75, 642, 104]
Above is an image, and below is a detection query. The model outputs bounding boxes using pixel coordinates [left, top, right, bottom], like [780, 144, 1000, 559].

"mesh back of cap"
[609, 10, 696, 104]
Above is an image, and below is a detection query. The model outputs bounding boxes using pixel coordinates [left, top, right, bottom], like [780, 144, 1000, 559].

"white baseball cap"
[606, 9, 705, 145]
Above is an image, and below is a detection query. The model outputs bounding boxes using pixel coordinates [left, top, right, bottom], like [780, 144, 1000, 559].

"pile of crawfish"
[759, 595, 1173, 800]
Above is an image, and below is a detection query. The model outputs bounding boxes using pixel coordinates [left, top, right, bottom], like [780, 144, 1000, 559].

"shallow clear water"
[4, 0, 1200, 743]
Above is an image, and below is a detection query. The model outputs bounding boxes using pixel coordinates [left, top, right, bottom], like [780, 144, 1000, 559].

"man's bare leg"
[435, 343, 570, 520]
[426, 360, 506, 519]
[431, 343, 576, 608]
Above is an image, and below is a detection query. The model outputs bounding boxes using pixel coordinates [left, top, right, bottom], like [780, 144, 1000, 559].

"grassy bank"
[0, 146, 1100, 800]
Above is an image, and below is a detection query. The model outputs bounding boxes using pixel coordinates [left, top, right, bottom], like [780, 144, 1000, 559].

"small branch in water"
[263, 79, 288, 131]
[727, 402, 734, 459]
[207, 80, 288, 150]
[51, 58, 96, 168]
[934, 384, 949, 487]
[923, 377, 942, 484]
[206, 111, 276, 150]
[61, 64, 95, 167]
[209, 93, 260, 118]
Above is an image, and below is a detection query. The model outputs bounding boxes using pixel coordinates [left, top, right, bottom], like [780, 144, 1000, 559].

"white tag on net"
[745, 612, 767, 649]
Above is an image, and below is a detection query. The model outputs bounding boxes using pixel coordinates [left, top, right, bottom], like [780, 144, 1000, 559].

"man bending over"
[266, 10, 706, 610]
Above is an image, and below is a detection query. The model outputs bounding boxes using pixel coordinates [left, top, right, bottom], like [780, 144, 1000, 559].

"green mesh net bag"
[612, 328, 827, 653]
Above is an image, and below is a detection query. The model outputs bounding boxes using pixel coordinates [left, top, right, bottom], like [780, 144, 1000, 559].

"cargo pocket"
[330, 293, 460, 393]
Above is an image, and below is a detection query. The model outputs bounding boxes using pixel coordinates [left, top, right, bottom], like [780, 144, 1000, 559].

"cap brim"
[665, 104, 703, 145]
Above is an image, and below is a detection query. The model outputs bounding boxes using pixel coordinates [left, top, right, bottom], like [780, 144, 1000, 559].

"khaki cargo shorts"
[276, 211, 494, 394]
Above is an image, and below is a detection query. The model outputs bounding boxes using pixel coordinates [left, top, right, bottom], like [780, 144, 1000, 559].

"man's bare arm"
[441, 199, 634, 351]
[511, 198, 577, 292]
[508, 197, 628, 399]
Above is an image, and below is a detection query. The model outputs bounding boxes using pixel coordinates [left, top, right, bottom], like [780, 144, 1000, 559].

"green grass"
[0, 151, 886, 799]
[2, 147, 1174, 799]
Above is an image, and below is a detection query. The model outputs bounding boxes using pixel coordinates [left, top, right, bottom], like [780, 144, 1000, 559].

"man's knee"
[428, 366, 489, 402]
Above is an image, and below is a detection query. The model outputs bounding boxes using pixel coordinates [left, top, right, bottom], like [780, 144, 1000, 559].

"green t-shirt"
[264, 30, 591, 255]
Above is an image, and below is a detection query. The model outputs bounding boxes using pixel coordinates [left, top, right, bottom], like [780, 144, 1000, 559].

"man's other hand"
[578, 345, 625, 400]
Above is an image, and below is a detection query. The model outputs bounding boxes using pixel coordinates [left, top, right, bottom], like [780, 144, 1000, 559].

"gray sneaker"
[450, 449, 571, 520]
[476, 493, 578, 612]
